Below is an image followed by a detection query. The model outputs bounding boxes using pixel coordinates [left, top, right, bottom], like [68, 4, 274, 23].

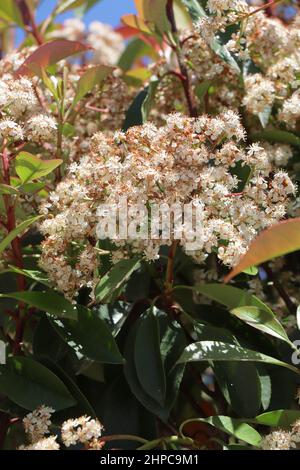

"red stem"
[0, 145, 27, 448]
[16, 0, 44, 45]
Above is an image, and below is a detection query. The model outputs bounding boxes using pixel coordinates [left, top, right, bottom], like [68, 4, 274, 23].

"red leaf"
[225, 218, 300, 282]
[15, 40, 91, 77]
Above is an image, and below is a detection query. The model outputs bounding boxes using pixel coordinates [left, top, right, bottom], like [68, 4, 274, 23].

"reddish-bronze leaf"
[16, 40, 91, 77]
[225, 218, 300, 282]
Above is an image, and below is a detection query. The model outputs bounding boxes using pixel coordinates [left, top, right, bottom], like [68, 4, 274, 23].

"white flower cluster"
[243, 74, 275, 115]
[261, 419, 300, 450]
[0, 76, 57, 144]
[19, 436, 60, 451]
[26, 114, 57, 143]
[39, 112, 295, 299]
[173, 7, 300, 132]
[207, 0, 247, 16]
[57, 18, 124, 65]
[22, 405, 54, 443]
[20, 407, 104, 451]
[278, 91, 300, 129]
[61, 415, 103, 448]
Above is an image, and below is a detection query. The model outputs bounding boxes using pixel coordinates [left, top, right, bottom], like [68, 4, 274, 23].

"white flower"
[243, 74, 275, 115]
[19, 436, 60, 451]
[87, 21, 124, 65]
[25, 114, 57, 143]
[0, 119, 23, 140]
[261, 430, 293, 450]
[23, 405, 54, 443]
[61, 416, 103, 448]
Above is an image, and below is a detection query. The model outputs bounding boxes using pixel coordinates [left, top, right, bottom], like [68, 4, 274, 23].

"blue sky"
[37, 0, 136, 26]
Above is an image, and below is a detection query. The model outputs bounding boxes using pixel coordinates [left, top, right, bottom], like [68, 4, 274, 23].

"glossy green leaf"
[124, 312, 185, 422]
[123, 81, 158, 130]
[95, 258, 140, 303]
[0, 290, 78, 320]
[0, 215, 41, 255]
[180, 415, 262, 446]
[214, 362, 261, 418]
[134, 310, 166, 406]
[51, 306, 124, 364]
[230, 306, 291, 345]
[7, 266, 49, 286]
[177, 341, 300, 375]
[0, 357, 76, 411]
[195, 283, 272, 314]
[253, 409, 300, 427]
[257, 365, 272, 411]
[15, 152, 62, 184]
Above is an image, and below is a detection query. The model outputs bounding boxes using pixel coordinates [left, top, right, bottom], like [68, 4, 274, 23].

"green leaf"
[0, 0, 23, 26]
[124, 312, 185, 422]
[118, 38, 152, 71]
[253, 410, 300, 427]
[243, 266, 258, 276]
[0, 357, 76, 411]
[50, 306, 124, 364]
[257, 365, 272, 411]
[0, 184, 19, 196]
[73, 65, 114, 107]
[213, 362, 261, 418]
[195, 80, 212, 101]
[181, 0, 206, 22]
[250, 129, 300, 148]
[230, 306, 291, 345]
[61, 122, 75, 138]
[123, 81, 159, 131]
[95, 258, 141, 303]
[55, 0, 90, 14]
[19, 182, 45, 194]
[141, 80, 159, 122]
[225, 218, 300, 281]
[177, 341, 300, 375]
[124, 318, 168, 421]
[7, 266, 49, 286]
[143, 0, 171, 36]
[210, 38, 240, 74]
[180, 415, 262, 446]
[0, 290, 78, 320]
[134, 309, 166, 406]
[195, 283, 272, 314]
[182, 0, 240, 73]
[0, 215, 41, 255]
[74, 0, 103, 15]
[39, 357, 97, 418]
[15, 152, 62, 184]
